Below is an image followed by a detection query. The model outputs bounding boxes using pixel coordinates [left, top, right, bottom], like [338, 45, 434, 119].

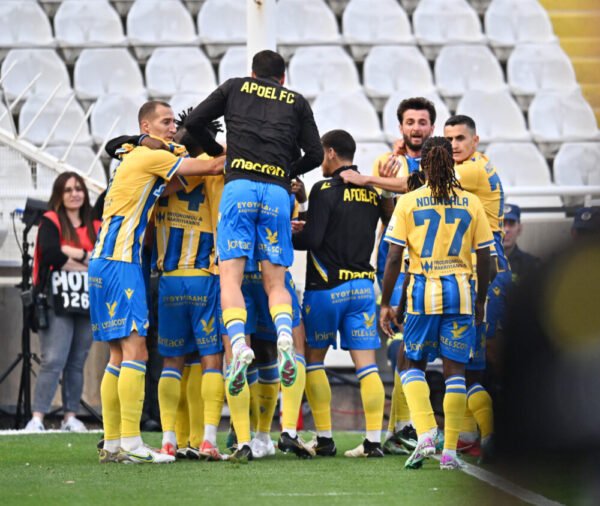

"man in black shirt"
[502, 204, 540, 284]
[293, 129, 391, 458]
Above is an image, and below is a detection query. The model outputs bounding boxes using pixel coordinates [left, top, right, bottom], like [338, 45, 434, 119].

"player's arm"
[290, 99, 325, 178]
[380, 243, 405, 337]
[475, 247, 491, 326]
[292, 183, 330, 251]
[176, 155, 225, 177]
[105, 134, 169, 159]
[379, 196, 394, 226]
[341, 160, 409, 193]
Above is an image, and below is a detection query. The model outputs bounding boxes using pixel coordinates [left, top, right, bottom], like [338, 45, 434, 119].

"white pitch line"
[0, 429, 103, 436]
[260, 492, 385, 497]
[433, 456, 564, 506]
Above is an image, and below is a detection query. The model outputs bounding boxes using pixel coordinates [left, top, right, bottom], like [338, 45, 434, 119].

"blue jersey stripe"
[164, 228, 184, 271]
[100, 215, 124, 258]
[441, 274, 460, 314]
[194, 232, 214, 270]
[132, 178, 166, 264]
[412, 274, 426, 313]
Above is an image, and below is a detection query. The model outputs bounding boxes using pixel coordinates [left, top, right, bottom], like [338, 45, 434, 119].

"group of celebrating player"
[90, 49, 508, 470]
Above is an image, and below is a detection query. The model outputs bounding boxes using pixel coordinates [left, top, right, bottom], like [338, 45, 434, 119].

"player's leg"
[99, 341, 123, 459]
[184, 356, 204, 456]
[199, 352, 225, 460]
[158, 354, 186, 455]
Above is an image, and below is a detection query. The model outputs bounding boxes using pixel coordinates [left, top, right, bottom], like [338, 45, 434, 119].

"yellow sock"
[247, 367, 259, 432]
[158, 367, 182, 433]
[100, 364, 121, 444]
[400, 369, 436, 436]
[460, 407, 479, 435]
[175, 364, 191, 448]
[443, 376, 467, 451]
[306, 364, 331, 434]
[393, 369, 411, 428]
[118, 361, 146, 438]
[357, 365, 385, 438]
[187, 362, 204, 449]
[223, 308, 247, 349]
[387, 386, 396, 434]
[202, 370, 225, 428]
[467, 383, 494, 440]
[281, 356, 305, 432]
[226, 380, 251, 445]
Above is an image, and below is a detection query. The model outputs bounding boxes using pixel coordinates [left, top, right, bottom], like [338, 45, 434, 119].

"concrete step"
[560, 37, 600, 58]
[571, 57, 600, 84]
[549, 12, 600, 38]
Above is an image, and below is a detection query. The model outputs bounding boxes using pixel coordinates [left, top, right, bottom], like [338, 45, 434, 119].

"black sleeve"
[184, 82, 229, 157]
[38, 217, 68, 270]
[289, 98, 324, 179]
[292, 183, 330, 251]
[105, 135, 142, 159]
[93, 191, 106, 221]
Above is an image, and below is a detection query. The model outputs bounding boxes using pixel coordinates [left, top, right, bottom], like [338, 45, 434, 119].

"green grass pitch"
[0, 432, 546, 505]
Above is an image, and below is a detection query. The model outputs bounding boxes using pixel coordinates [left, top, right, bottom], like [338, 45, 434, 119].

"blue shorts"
[89, 258, 149, 342]
[403, 313, 475, 364]
[217, 179, 293, 267]
[243, 270, 301, 342]
[303, 279, 380, 351]
[485, 269, 511, 339]
[157, 274, 224, 357]
[376, 238, 405, 306]
[466, 324, 486, 371]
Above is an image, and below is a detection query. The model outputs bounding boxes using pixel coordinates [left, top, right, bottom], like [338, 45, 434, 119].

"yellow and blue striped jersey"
[93, 145, 182, 264]
[155, 154, 224, 274]
[384, 185, 494, 315]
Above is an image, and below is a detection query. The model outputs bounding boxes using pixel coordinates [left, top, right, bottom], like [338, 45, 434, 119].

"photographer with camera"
[25, 172, 100, 432]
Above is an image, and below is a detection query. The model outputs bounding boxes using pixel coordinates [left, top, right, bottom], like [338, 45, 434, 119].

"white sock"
[385, 430, 394, 440]
[395, 420, 411, 432]
[443, 449, 457, 458]
[204, 425, 217, 446]
[283, 429, 297, 439]
[121, 435, 143, 451]
[366, 430, 381, 444]
[231, 338, 246, 356]
[162, 430, 176, 447]
[103, 439, 120, 453]
[317, 430, 332, 438]
[256, 431, 271, 444]
[417, 428, 437, 445]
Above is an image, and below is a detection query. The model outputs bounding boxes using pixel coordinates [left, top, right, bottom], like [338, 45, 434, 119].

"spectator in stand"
[502, 204, 540, 283]
[571, 206, 600, 240]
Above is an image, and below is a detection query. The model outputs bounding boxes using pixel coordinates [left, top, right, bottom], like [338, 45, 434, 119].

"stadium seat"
[288, 46, 360, 100]
[1, 49, 72, 102]
[146, 47, 216, 99]
[354, 142, 392, 174]
[434, 45, 506, 110]
[327, 0, 351, 16]
[110, 0, 135, 17]
[553, 142, 600, 206]
[0, 146, 34, 191]
[218, 46, 249, 84]
[74, 48, 146, 101]
[90, 94, 147, 144]
[0, 102, 13, 133]
[197, 0, 246, 59]
[363, 46, 435, 110]
[276, 0, 341, 59]
[398, 0, 420, 15]
[382, 91, 451, 141]
[19, 94, 93, 147]
[456, 90, 530, 144]
[169, 92, 210, 118]
[468, 0, 493, 15]
[413, 0, 485, 60]
[485, 142, 563, 211]
[38, 146, 107, 190]
[342, 0, 414, 61]
[127, 0, 198, 61]
[528, 90, 600, 150]
[0, 1, 55, 51]
[312, 91, 384, 142]
[485, 0, 556, 61]
[507, 43, 578, 108]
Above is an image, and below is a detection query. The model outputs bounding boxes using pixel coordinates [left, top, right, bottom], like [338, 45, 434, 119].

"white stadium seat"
[434, 45, 506, 106]
[468, 0, 493, 15]
[1, 49, 72, 102]
[363, 46, 435, 102]
[146, 47, 216, 99]
[354, 142, 392, 174]
[456, 90, 530, 144]
[342, 0, 414, 61]
[528, 90, 600, 148]
[0, 102, 13, 133]
[197, 0, 246, 59]
[127, 0, 198, 60]
[312, 91, 384, 142]
[90, 94, 147, 144]
[19, 94, 93, 147]
[169, 93, 210, 118]
[74, 48, 146, 100]
[485, 0, 556, 60]
[507, 43, 578, 103]
[0, 1, 55, 50]
[276, 0, 341, 57]
[0, 146, 34, 191]
[38, 146, 107, 191]
[288, 46, 360, 100]
[553, 143, 600, 206]
[382, 91, 451, 141]
[218, 47, 248, 84]
[54, 0, 126, 60]
[485, 142, 563, 210]
[413, 0, 485, 59]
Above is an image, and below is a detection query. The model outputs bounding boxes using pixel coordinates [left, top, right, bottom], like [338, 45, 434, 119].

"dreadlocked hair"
[420, 137, 461, 201]
[176, 107, 223, 137]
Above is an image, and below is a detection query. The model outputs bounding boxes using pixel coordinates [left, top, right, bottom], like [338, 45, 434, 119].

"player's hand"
[392, 138, 406, 156]
[291, 220, 305, 233]
[141, 136, 169, 151]
[379, 155, 399, 178]
[208, 155, 226, 175]
[340, 169, 367, 186]
[475, 300, 485, 326]
[291, 178, 307, 203]
[379, 304, 397, 338]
